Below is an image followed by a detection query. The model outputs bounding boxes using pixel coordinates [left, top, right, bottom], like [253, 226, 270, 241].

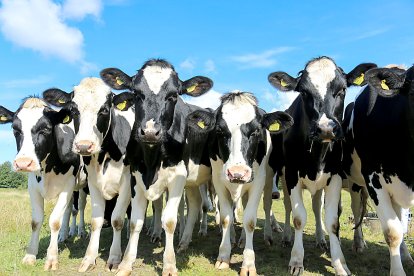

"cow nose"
[14, 157, 35, 172]
[138, 127, 162, 143]
[227, 165, 252, 184]
[74, 140, 94, 155]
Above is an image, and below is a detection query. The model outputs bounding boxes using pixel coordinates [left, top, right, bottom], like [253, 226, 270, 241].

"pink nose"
[14, 157, 35, 172]
[74, 140, 94, 155]
[227, 165, 252, 184]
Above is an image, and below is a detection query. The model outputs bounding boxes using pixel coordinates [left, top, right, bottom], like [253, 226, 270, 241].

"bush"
[0, 161, 28, 188]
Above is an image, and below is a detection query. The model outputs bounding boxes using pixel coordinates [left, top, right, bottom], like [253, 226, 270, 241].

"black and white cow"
[43, 77, 135, 272]
[343, 65, 414, 275]
[268, 56, 376, 275]
[188, 91, 293, 275]
[100, 59, 213, 275]
[0, 98, 82, 271]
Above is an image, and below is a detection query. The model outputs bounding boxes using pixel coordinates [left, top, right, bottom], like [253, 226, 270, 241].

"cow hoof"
[58, 233, 68, 243]
[352, 240, 367, 253]
[68, 229, 76, 238]
[316, 240, 329, 251]
[264, 235, 274, 247]
[240, 267, 257, 276]
[44, 259, 58, 271]
[151, 233, 162, 243]
[198, 229, 207, 237]
[162, 265, 178, 276]
[78, 257, 96, 272]
[272, 223, 283, 233]
[289, 265, 304, 275]
[115, 269, 132, 276]
[22, 254, 36, 265]
[78, 229, 88, 239]
[215, 260, 230, 269]
[105, 262, 120, 272]
[177, 242, 189, 253]
[333, 264, 351, 276]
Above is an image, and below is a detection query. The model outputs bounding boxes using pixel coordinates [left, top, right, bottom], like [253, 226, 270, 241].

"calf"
[0, 98, 81, 270]
[100, 59, 213, 275]
[43, 78, 135, 272]
[268, 56, 375, 275]
[188, 91, 293, 275]
[342, 65, 414, 275]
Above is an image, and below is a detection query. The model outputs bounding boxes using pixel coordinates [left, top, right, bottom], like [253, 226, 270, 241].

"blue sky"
[0, 0, 413, 163]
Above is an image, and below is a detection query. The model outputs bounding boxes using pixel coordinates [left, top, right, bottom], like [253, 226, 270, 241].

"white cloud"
[0, 75, 52, 89]
[183, 89, 222, 109]
[204, 59, 216, 73]
[62, 0, 102, 20]
[261, 89, 298, 111]
[230, 47, 295, 69]
[348, 27, 391, 42]
[180, 58, 196, 71]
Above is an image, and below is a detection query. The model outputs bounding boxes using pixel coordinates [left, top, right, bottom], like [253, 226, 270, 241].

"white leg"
[162, 169, 186, 276]
[78, 189, 87, 238]
[391, 201, 414, 267]
[178, 185, 201, 252]
[350, 185, 366, 253]
[79, 183, 105, 272]
[59, 194, 73, 242]
[289, 183, 306, 275]
[312, 189, 328, 250]
[281, 174, 293, 247]
[117, 184, 147, 275]
[22, 183, 44, 266]
[45, 184, 74, 271]
[324, 175, 350, 275]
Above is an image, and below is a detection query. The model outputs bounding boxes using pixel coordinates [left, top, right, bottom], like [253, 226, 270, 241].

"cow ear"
[0, 106, 14, 124]
[346, 63, 377, 87]
[262, 111, 294, 133]
[100, 68, 132, 90]
[365, 68, 405, 94]
[268, 72, 298, 92]
[43, 88, 73, 107]
[187, 110, 216, 132]
[113, 92, 135, 111]
[181, 76, 213, 97]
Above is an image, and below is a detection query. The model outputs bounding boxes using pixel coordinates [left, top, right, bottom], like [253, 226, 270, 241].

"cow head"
[43, 78, 135, 156]
[0, 98, 69, 172]
[269, 57, 376, 143]
[189, 91, 293, 184]
[100, 59, 213, 145]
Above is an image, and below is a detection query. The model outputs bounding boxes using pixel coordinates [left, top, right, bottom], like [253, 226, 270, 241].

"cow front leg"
[288, 183, 306, 275]
[281, 173, 293, 247]
[58, 194, 73, 242]
[324, 175, 350, 276]
[77, 188, 87, 238]
[350, 185, 367, 253]
[312, 189, 328, 250]
[178, 185, 201, 252]
[263, 171, 275, 246]
[199, 182, 211, 237]
[22, 185, 44, 266]
[392, 201, 414, 267]
[45, 186, 74, 271]
[148, 196, 163, 243]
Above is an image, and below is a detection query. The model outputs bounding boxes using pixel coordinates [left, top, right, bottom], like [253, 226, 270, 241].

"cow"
[187, 91, 294, 275]
[342, 65, 414, 275]
[268, 56, 376, 275]
[99, 59, 213, 275]
[0, 97, 82, 271]
[42, 77, 135, 272]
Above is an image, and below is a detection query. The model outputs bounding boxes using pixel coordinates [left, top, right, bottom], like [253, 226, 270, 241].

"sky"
[0, 0, 413, 163]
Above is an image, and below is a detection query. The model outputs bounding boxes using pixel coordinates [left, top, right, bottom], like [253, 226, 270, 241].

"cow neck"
[307, 139, 334, 165]
[43, 134, 78, 176]
[142, 143, 162, 169]
[103, 109, 112, 141]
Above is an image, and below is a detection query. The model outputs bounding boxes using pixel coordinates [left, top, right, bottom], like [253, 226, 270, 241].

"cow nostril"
[155, 130, 160, 137]
[140, 129, 145, 136]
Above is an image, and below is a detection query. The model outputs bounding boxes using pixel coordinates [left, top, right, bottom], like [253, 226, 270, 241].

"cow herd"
[0, 56, 413, 276]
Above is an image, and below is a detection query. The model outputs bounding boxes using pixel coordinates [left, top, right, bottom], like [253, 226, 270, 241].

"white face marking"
[142, 66, 173, 94]
[317, 113, 334, 133]
[306, 58, 337, 98]
[72, 77, 112, 150]
[145, 118, 156, 131]
[15, 107, 45, 170]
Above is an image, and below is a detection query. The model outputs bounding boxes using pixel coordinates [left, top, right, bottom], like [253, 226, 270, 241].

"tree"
[0, 161, 28, 188]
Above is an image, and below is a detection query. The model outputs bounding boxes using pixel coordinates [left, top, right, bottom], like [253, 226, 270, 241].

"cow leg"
[68, 191, 78, 238]
[350, 186, 366, 253]
[45, 184, 74, 271]
[288, 183, 306, 275]
[312, 189, 328, 250]
[198, 182, 211, 237]
[79, 183, 105, 272]
[324, 175, 350, 276]
[105, 174, 131, 272]
[149, 196, 163, 243]
[178, 193, 185, 240]
[263, 170, 275, 246]
[22, 185, 44, 266]
[77, 188, 87, 238]
[238, 193, 248, 248]
[162, 167, 186, 276]
[281, 174, 293, 247]
[178, 185, 201, 252]
[117, 184, 147, 275]
[392, 202, 414, 267]
[59, 194, 73, 242]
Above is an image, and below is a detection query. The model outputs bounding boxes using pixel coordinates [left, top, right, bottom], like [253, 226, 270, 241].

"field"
[0, 188, 413, 276]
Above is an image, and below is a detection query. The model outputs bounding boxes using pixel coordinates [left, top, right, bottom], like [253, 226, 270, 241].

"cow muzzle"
[226, 165, 253, 184]
[74, 140, 95, 155]
[14, 157, 38, 172]
[138, 127, 162, 144]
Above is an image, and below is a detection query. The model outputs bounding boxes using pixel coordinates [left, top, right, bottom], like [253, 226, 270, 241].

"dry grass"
[0, 188, 412, 276]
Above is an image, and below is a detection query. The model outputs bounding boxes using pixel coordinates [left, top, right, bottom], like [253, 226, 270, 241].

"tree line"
[0, 161, 28, 188]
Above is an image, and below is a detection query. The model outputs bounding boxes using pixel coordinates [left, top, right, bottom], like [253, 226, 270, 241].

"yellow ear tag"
[58, 99, 65, 104]
[116, 100, 127, 111]
[62, 115, 70, 124]
[0, 116, 8, 121]
[269, 122, 280, 131]
[280, 79, 288, 87]
[116, 77, 124, 86]
[186, 84, 197, 93]
[197, 121, 205, 129]
[381, 79, 390, 90]
[353, 73, 364, 85]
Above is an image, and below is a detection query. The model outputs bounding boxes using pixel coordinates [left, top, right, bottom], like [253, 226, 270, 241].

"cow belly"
[347, 149, 365, 186]
[301, 172, 332, 195]
[33, 169, 75, 200]
[186, 162, 211, 187]
[89, 159, 125, 200]
[382, 176, 414, 209]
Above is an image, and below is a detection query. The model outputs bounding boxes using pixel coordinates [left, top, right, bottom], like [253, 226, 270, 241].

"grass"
[0, 187, 413, 276]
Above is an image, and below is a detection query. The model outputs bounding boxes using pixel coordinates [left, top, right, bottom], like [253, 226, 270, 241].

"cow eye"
[99, 107, 110, 116]
[250, 130, 260, 137]
[336, 89, 346, 98]
[39, 128, 52, 136]
[167, 94, 178, 102]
